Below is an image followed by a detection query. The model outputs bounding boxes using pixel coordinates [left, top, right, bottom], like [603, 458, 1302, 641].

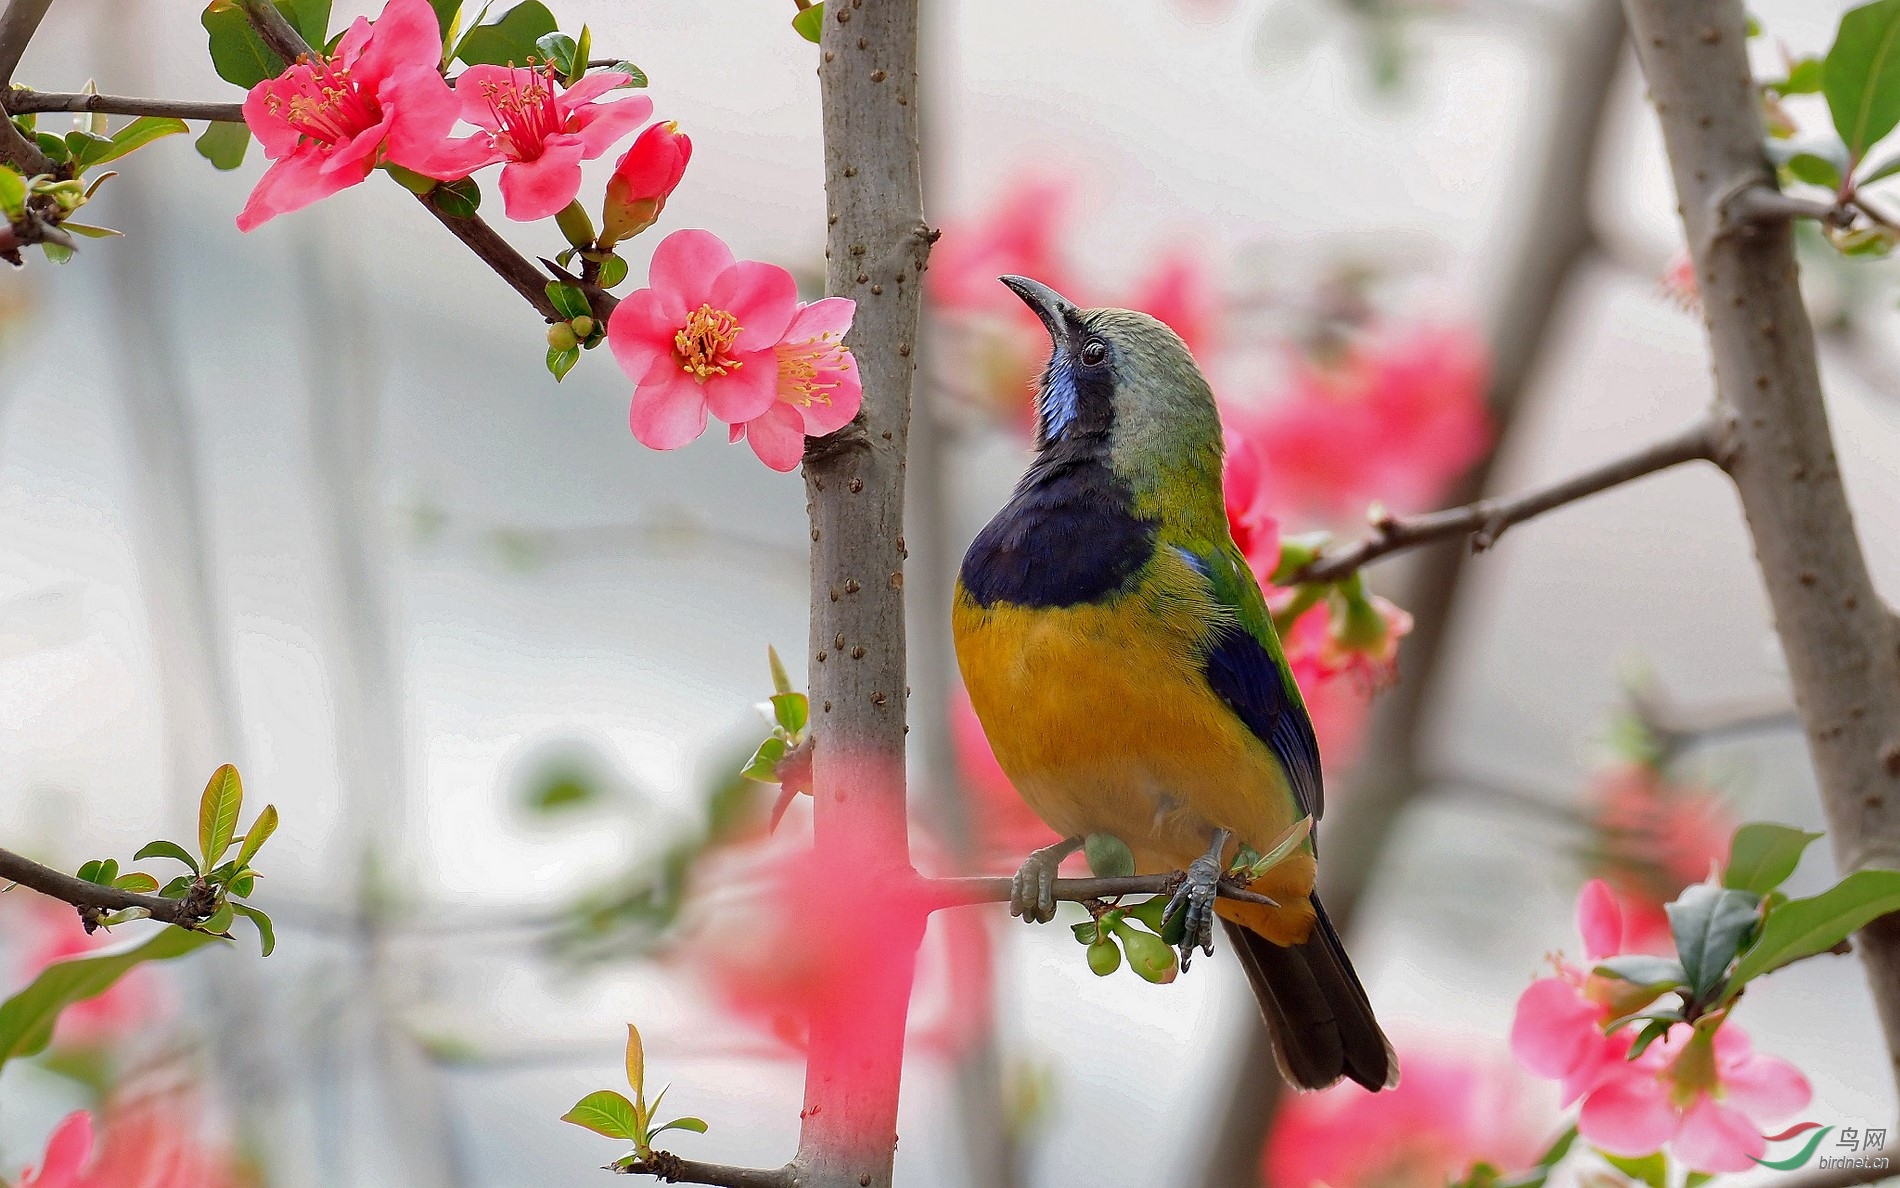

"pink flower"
[237, 0, 464, 231]
[728, 297, 862, 471]
[1222, 428, 1282, 583]
[1315, 588, 1413, 690]
[1127, 249, 1220, 359]
[928, 175, 1079, 315]
[1587, 765, 1734, 955]
[610, 229, 800, 449]
[442, 64, 653, 221]
[1265, 1048, 1545, 1188]
[18, 1112, 91, 1188]
[1510, 879, 1648, 1105]
[1580, 1023, 1810, 1173]
[601, 120, 692, 247]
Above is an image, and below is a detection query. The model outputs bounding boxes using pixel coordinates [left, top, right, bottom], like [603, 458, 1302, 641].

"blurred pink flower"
[18, 1112, 90, 1188]
[1315, 590, 1413, 690]
[18, 1096, 241, 1188]
[442, 64, 652, 221]
[1264, 1048, 1544, 1188]
[1661, 253, 1700, 313]
[1222, 428, 1282, 583]
[12, 898, 152, 1046]
[237, 0, 462, 231]
[1580, 1022, 1810, 1173]
[928, 176, 1079, 316]
[729, 297, 862, 472]
[601, 120, 692, 246]
[611, 229, 799, 449]
[1587, 764, 1734, 954]
[1243, 325, 1491, 519]
[1128, 249, 1220, 358]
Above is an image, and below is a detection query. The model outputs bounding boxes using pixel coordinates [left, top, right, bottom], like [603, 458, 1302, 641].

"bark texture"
[1622, 0, 1900, 1105]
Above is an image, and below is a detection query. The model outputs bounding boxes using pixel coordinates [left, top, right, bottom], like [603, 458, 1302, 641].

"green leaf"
[82, 116, 188, 169]
[433, 176, 481, 218]
[58, 221, 121, 239]
[229, 902, 275, 956]
[1591, 954, 1686, 987]
[1780, 57, 1827, 95]
[546, 281, 591, 321]
[625, 1023, 645, 1097]
[535, 31, 577, 77]
[0, 926, 217, 1073]
[570, 25, 591, 86]
[229, 872, 256, 897]
[792, 3, 825, 43]
[597, 252, 629, 287]
[159, 875, 194, 899]
[40, 241, 75, 264]
[454, 0, 557, 66]
[198, 763, 244, 870]
[604, 61, 646, 88]
[234, 804, 279, 871]
[1249, 815, 1312, 876]
[112, 873, 159, 894]
[1599, 1149, 1668, 1188]
[134, 840, 199, 874]
[1730, 868, 1900, 987]
[562, 1089, 639, 1141]
[1083, 833, 1135, 879]
[650, 1117, 708, 1138]
[203, 0, 288, 90]
[1826, 0, 1900, 160]
[1788, 152, 1846, 189]
[283, 0, 330, 46]
[770, 692, 808, 738]
[77, 860, 104, 885]
[64, 130, 111, 168]
[767, 645, 794, 695]
[428, 0, 462, 36]
[97, 859, 118, 885]
[546, 344, 580, 381]
[0, 167, 25, 215]
[34, 131, 71, 162]
[1069, 920, 1099, 944]
[1723, 823, 1823, 895]
[741, 736, 788, 782]
[195, 121, 251, 170]
[1667, 882, 1761, 1000]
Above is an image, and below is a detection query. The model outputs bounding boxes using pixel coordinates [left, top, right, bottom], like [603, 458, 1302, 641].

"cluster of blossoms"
[236, 0, 860, 472]
[17, 1097, 240, 1188]
[1511, 880, 1810, 1173]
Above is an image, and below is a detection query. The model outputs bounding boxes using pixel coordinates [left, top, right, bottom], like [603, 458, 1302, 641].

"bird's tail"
[1221, 893, 1398, 1093]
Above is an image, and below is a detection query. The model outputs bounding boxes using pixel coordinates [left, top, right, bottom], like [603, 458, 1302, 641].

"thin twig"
[615, 1155, 793, 1187]
[4, 88, 243, 122]
[924, 872, 1278, 912]
[1724, 184, 1854, 232]
[1295, 416, 1718, 583]
[0, 845, 217, 928]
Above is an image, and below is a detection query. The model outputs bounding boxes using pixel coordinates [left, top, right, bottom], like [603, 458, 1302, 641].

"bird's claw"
[1164, 854, 1222, 968]
[1010, 840, 1075, 924]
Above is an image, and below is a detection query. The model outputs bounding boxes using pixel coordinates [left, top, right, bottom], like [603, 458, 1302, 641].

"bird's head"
[1000, 275, 1225, 502]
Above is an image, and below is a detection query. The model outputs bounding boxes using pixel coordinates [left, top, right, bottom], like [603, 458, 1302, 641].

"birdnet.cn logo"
[1752, 1122, 1891, 1171]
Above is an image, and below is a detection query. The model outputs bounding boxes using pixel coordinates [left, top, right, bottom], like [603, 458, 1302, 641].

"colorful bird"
[952, 276, 1397, 1092]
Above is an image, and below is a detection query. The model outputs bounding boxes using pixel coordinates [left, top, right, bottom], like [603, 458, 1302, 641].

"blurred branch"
[1296, 416, 1718, 583]
[0, 0, 54, 171]
[1627, 685, 1800, 761]
[1724, 185, 1854, 231]
[926, 872, 1281, 912]
[615, 1155, 791, 1187]
[0, 845, 216, 927]
[5, 88, 242, 121]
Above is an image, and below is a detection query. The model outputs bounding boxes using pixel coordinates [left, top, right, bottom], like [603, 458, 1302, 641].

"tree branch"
[1723, 183, 1855, 231]
[0, 0, 55, 173]
[1295, 416, 1718, 584]
[0, 845, 216, 928]
[4, 88, 243, 122]
[616, 1155, 792, 1187]
[925, 872, 1281, 912]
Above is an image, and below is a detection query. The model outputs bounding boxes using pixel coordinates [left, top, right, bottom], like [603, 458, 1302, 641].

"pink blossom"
[1222, 428, 1282, 583]
[17, 1096, 239, 1188]
[1510, 879, 1649, 1105]
[1265, 1048, 1545, 1188]
[1315, 589, 1413, 690]
[237, 0, 464, 231]
[601, 120, 692, 246]
[1661, 253, 1700, 313]
[18, 1112, 91, 1188]
[728, 297, 863, 472]
[1580, 1023, 1811, 1173]
[1128, 249, 1220, 359]
[610, 229, 800, 449]
[928, 175, 1079, 315]
[442, 64, 652, 221]
[1587, 764, 1734, 955]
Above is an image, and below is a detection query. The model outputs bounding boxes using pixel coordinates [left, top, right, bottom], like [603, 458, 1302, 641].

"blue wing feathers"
[1201, 625, 1325, 822]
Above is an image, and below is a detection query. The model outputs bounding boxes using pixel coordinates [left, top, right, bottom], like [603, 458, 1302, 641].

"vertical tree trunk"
[796, 2, 933, 1185]
[1622, 0, 1900, 1105]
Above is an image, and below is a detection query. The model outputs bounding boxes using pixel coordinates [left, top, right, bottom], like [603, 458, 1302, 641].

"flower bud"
[601, 121, 691, 249]
[1113, 922, 1178, 984]
[570, 315, 595, 339]
[1087, 936, 1122, 977]
[547, 323, 579, 351]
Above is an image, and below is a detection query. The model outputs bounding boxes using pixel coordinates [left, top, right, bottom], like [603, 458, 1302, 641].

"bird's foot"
[1010, 837, 1083, 924]
[1164, 832, 1230, 969]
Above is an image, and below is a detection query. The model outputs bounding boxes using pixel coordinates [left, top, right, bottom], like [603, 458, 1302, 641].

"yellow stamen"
[675, 304, 745, 380]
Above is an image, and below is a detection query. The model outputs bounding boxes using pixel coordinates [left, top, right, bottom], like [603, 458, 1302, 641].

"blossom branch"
[4, 88, 243, 122]
[614, 1154, 792, 1187]
[0, 844, 217, 928]
[1294, 416, 1719, 583]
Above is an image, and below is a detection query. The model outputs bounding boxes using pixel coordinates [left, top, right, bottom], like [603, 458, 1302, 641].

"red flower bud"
[601, 121, 691, 247]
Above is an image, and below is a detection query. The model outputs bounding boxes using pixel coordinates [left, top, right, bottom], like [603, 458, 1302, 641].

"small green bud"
[554, 200, 597, 250]
[1124, 895, 1169, 934]
[1114, 922, 1178, 984]
[547, 323, 579, 351]
[570, 315, 595, 339]
[1070, 920, 1099, 945]
[1087, 936, 1122, 977]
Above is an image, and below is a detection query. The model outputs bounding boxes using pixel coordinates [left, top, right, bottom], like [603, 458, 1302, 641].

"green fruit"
[1125, 895, 1170, 933]
[570, 315, 595, 339]
[1087, 937, 1122, 977]
[1115, 922, 1178, 984]
[547, 323, 579, 351]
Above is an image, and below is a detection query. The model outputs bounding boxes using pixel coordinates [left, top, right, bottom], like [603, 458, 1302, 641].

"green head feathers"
[1001, 275, 1227, 530]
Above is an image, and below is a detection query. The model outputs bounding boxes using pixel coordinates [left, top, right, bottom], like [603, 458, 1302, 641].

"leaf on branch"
[1825, 0, 1900, 161]
[545, 281, 591, 321]
[625, 1022, 645, 1098]
[792, 3, 826, 44]
[1729, 868, 1900, 987]
[1722, 822, 1822, 895]
[433, 176, 482, 218]
[229, 902, 276, 956]
[1592, 954, 1687, 989]
[1666, 882, 1761, 1001]
[0, 926, 218, 1074]
[198, 763, 245, 871]
[80, 117, 189, 170]
[546, 344, 580, 381]
[196, 121, 251, 171]
[454, 1, 558, 67]
[134, 839, 200, 874]
[234, 803, 279, 871]
[203, 0, 289, 89]
[112, 872, 159, 894]
[562, 1089, 639, 1141]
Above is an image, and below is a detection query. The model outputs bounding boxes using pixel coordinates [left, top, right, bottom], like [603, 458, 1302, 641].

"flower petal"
[572, 94, 654, 157]
[714, 260, 799, 350]
[608, 288, 679, 381]
[242, 78, 304, 158]
[23, 1111, 93, 1187]
[799, 368, 862, 436]
[453, 65, 518, 131]
[629, 363, 710, 450]
[317, 116, 393, 176]
[787, 296, 856, 340]
[497, 135, 587, 221]
[380, 67, 471, 169]
[1720, 1052, 1811, 1126]
[1673, 1098, 1766, 1173]
[352, 0, 446, 89]
[1511, 978, 1602, 1082]
[559, 71, 635, 107]
[1579, 878, 1625, 961]
[1578, 1074, 1678, 1157]
[648, 229, 735, 311]
[236, 148, 361, 231]
[743, 401, 809, 471]
[703, 349, 781, 423]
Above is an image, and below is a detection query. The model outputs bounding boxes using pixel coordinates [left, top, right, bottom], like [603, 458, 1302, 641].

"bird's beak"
[998, 275, 1081, 343]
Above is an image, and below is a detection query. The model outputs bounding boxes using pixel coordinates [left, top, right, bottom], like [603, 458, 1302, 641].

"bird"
[950, 275, 1398, 1093]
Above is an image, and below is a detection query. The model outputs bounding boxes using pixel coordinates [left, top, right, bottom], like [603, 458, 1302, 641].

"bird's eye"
[1081, 340, 1108, 366]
